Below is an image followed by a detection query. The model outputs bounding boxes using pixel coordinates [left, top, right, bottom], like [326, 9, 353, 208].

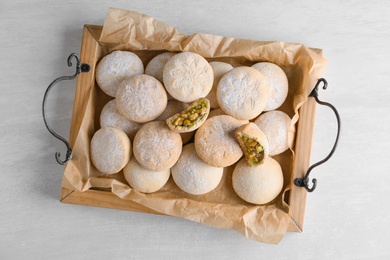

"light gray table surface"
[1, 0, 389, 259]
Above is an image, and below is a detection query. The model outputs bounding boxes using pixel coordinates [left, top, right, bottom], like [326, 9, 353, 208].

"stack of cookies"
[91, 50, 292, 205]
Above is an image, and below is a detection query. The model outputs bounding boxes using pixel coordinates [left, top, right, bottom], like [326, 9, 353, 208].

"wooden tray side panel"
[68, 25, 102, 146]
[288, 97, 317, 231]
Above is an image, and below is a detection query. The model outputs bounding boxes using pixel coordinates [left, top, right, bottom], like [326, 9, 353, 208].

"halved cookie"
[166, 98, 210, 133]
[235, 123, 269, 166]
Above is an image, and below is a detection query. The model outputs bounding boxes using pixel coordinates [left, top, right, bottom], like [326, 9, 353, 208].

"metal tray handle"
[42, 53, 90, 165]
[294, 78, 341, 192]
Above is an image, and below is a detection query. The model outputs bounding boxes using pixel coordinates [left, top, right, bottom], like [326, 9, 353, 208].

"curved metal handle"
[294, 78, 341, 192]
[42, 53, 90, 165]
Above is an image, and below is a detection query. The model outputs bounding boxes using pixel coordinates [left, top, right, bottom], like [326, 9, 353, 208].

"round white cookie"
[171, 143, 223, 195]
[100, 99, 142, 141]
[96, 51, 144, 97]
[254, 110, 292, 156]
[116, 74, 168, 123]
[194, 115, 248, 167]
[206, 61, 233, 108]
[163, 52, 213, 103]
[90, 127, 131, 175]
[252, 62, 288, 111]
[133, 121, 182, 171]
[217, 66, 270, 120]
[232, 157, 284, 205]
[123, 157, 170, 193]
[145, 52, 176, 83]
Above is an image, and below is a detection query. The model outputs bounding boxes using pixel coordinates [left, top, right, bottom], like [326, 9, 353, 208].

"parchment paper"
[62, 8, 328, 244]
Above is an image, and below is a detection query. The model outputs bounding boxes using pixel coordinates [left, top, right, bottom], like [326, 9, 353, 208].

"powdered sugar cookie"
[217, 66, 269, 120]
[163, 52, 213, 102]
[232, 157, 284, 205]
[90, 127, 131, 175]
[194, 115, 248, 167]
[145, 52, 176, 83]
[133, 121, 182, 171]
[254, 110, 292, 156]
[172, 143, 223, 195]
[123, 157, 170, 193]
[206, 61, 233, 108]
[100, 99, 142, 141]
[116, 74, 167, 123]
[252, 62, 288, 111]
[96, 51, 144, 97]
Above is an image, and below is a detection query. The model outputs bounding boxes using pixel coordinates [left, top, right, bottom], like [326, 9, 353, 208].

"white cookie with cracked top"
[172, 143, 223, 195]
[96, 51, 144, 97]
[252, 62, 288, 111]
[217, 66, 269, 120]
[116, 74, 167, 123]
[163, 52, 213, 103]
[90, 127, 131, 175]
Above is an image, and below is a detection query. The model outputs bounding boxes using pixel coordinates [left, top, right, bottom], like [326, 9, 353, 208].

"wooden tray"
[59, 24, 318, 233]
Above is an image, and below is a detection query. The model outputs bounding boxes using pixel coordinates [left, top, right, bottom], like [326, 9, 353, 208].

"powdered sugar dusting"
[96, 51, 144, 97]
[232, 157, 283, 205]
[252, 62, 288, 111]
[133, 121, 182, 171]
[100, 99, 142, 140]
[217, 67, 269, 120]
[206, 61, 234, 108]
[254, 111, 291, 156]
[90, 127, 130, 175]
[145, 52, 175, 83]
[172, 143, 223, 195]
[123, 157, 170, 193]
[116, 74, 168, 123]
[194, 115, 247, 167]
[163, 52, 213, 102]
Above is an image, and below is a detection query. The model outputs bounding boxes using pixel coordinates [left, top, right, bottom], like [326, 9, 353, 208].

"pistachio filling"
[172, 100, 208, 128]
[239, 134, 265, 165]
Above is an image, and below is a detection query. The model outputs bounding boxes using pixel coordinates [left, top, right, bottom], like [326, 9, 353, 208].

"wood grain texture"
[1, 0, 390, 259]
